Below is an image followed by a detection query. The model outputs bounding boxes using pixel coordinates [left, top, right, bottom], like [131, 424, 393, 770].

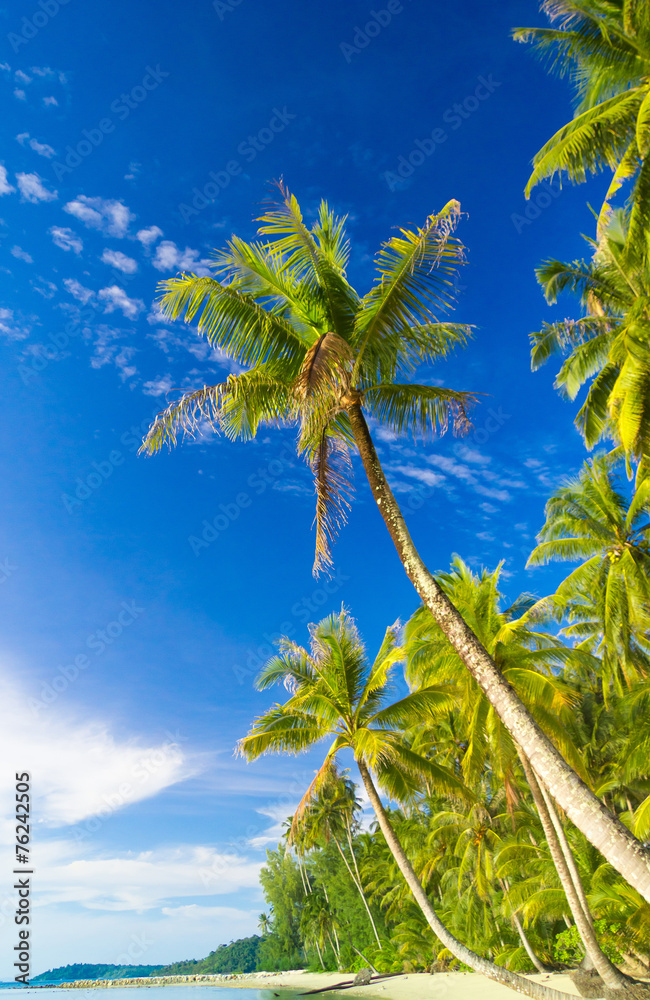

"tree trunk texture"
[519, 752, 627, 990]
[347, 401, 650, 903]
[356, 757, 577, 1000]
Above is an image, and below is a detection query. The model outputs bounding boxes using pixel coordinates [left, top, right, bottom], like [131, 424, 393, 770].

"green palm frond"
[525, 89, 645, 194]
[352, 201, 464, 380]
[365, 383, 475, 439]
[158, 273, 311, 365]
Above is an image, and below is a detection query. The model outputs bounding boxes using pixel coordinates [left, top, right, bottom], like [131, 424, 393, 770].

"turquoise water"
[0, 990, 307, 1000]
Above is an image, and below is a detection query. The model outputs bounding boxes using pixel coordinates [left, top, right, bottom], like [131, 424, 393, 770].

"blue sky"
[0, 0, 608, 978]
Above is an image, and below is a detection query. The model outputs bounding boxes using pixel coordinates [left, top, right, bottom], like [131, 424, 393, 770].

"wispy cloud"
[16, 172, 57, 203]
[64, 196, 134, 238]
[142, 374, 174, 397]
[10, 246, 33, 264]
[98, 285, 144, 319]
[64, 278, 95, 305]
[0, 307, 30, 342]
[16, 132, 57, 158]
[50, 226, 83, 254]
[0, 165, 15, 196]
[152, 240, 211, 275]
[100, 249, 138, 274]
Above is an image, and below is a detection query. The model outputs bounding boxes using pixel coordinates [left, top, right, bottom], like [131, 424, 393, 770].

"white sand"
[212, 970, 585, 999]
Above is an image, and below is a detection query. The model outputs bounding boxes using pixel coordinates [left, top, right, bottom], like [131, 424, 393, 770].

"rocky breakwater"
[56, 974, 254, 988]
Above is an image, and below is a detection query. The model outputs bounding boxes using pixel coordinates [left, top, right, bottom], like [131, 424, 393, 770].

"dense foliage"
[155, 935, 263, 975]
[31, 965, 165, 982]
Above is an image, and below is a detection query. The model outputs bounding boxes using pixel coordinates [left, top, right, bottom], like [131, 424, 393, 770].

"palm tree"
[530, 211, 650, 464]
[513, 1, 650, 258]
[236, 608, 579, 1000]
[527, 455, 650, 700]
[141, 187, 650, 899]
[403, 557, 626, 987]
[296, 773, 383, 949]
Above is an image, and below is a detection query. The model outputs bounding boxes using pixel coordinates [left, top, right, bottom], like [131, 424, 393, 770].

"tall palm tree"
[514, 1, 650, 258]
[527, 455, 650, 699]
[237, 609, 578, 1000]
[530, 211, 650, 464]
[141, 187, 650, 899]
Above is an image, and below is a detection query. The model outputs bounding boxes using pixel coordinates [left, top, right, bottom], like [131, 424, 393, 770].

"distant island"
[33, 936, 264, 982]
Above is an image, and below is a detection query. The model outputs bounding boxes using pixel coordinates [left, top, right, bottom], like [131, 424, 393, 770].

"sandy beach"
[52, 971, 586, 999]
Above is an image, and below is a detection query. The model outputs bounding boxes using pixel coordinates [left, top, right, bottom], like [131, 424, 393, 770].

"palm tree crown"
[141, 186, 474, 572]
[514, 0, 650, 256]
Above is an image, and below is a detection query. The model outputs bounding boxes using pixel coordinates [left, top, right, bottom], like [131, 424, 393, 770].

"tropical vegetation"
[136, 0, 650, 990]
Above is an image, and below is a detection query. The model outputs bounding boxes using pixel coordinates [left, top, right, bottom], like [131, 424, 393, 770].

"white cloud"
[0, 62, 10, 72]
[16, 172, 57, 203]
[15, 69, 32, 84]
[64, 196, 134, 238]
[142, 374, 174, 397]
[30, 66, 56, 77]
[14, 88, 26, 101]
[98, 285, 144, 319]
[100, 249, 138, 274]
[31, 843, 262, 912]
[32, 277, 57, 299]
[476, 531, 495, 542]
[392, 464, 446, 488]
[146, 302, 173, 327]
[49, 226, 83, 254]
[457, 445, 491, 466]
[479, 502, 498, 514]
[10, 245, 33, 263]
[152, 240, 211, 275]
[136, 225, 163, 248]
[64, 278, 95, 305]
[0, 677, 201, 833]
[16, 132, 56, 158]
[0, 307, 30, 342]
[43, 96, 58, 107]
[89, 329, 138, 380]
[0, 166, 15, 196]
[124, 161, 141, 180]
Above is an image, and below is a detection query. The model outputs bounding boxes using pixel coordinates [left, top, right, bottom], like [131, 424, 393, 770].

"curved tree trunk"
[356, 758, 576, 1000]
[347, 401, 650, 903]
[513, 912, 551, 975]
[518, 753, 628, 990]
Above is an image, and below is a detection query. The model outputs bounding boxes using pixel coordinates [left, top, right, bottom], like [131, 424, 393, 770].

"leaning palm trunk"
[513, 911, 551, 975]
[346, 401, 650, 903]
[518, 753, 628, 990]
[356, 759, 574, 1000]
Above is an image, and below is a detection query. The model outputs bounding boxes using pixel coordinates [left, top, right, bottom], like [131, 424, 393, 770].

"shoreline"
[37, 970, 587, 999]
